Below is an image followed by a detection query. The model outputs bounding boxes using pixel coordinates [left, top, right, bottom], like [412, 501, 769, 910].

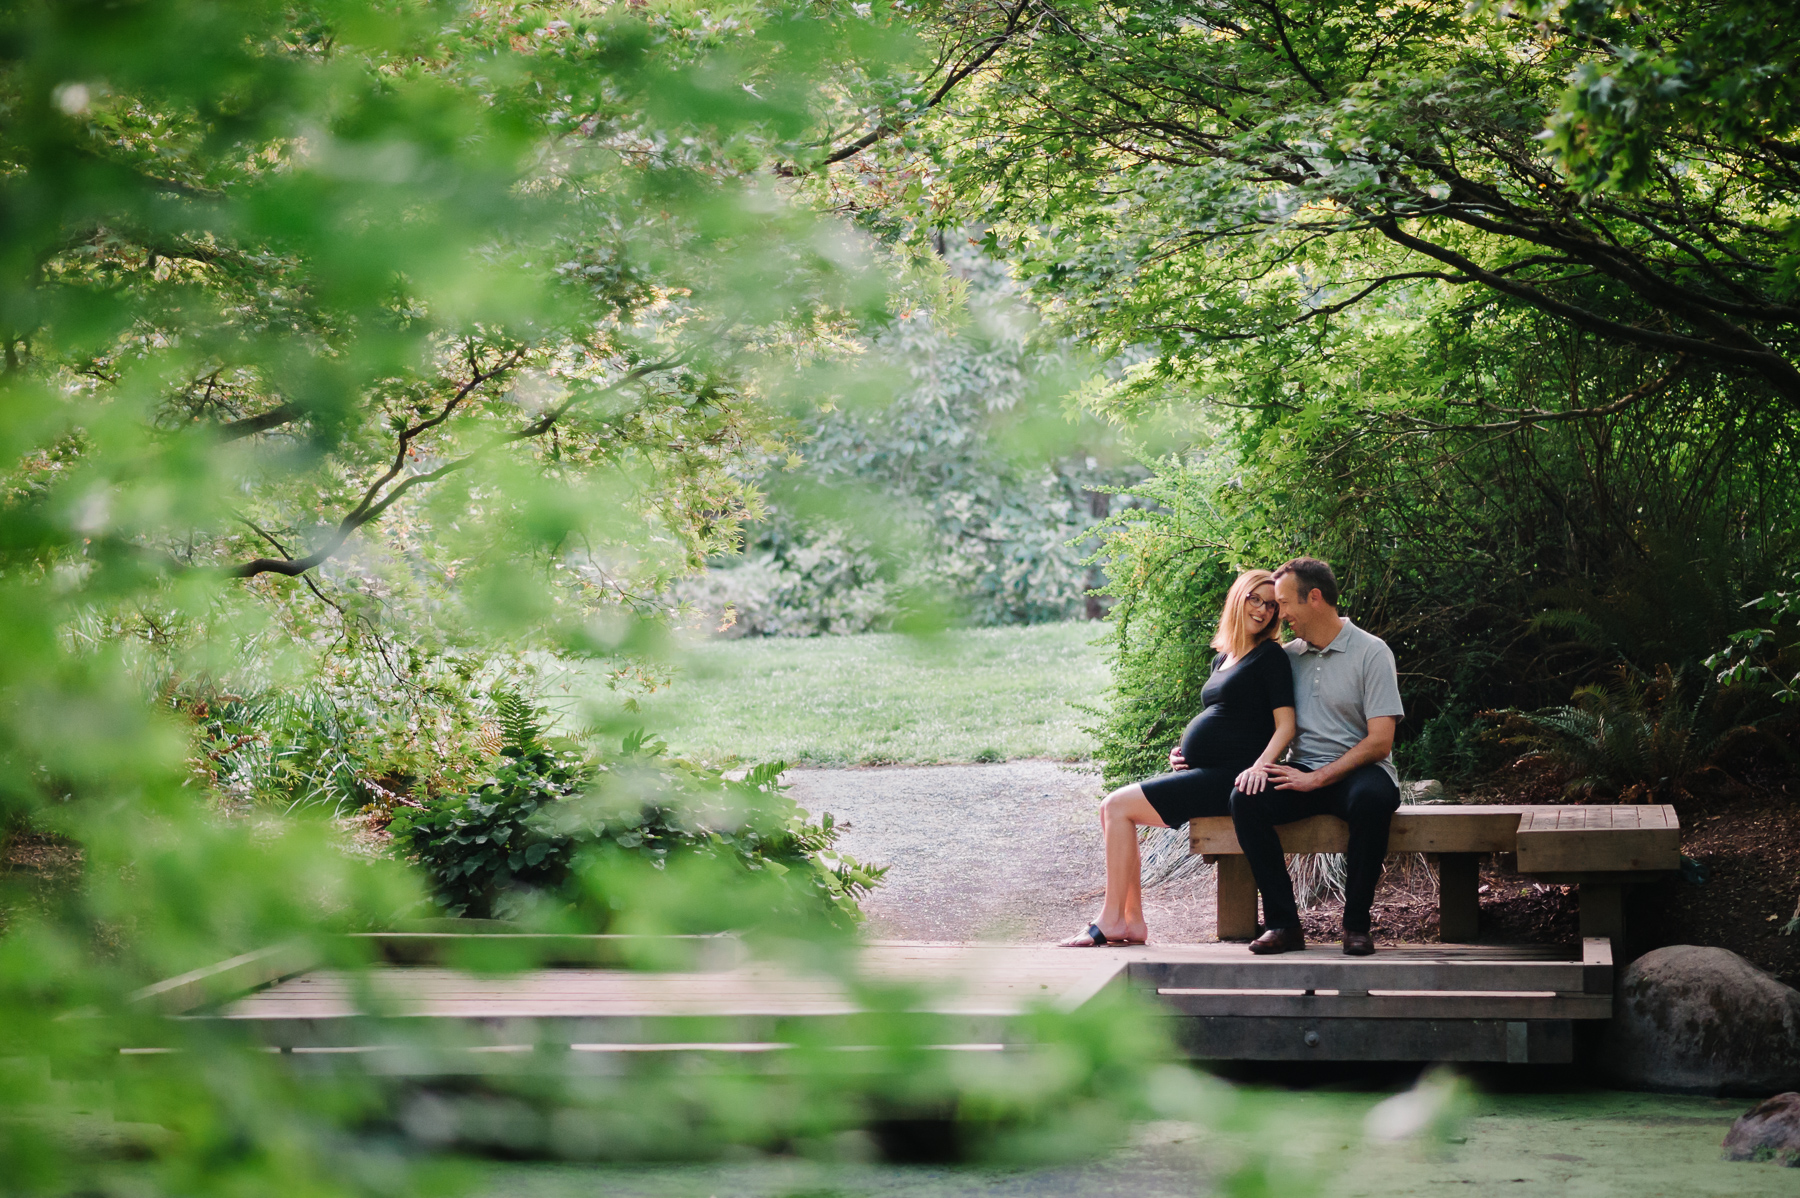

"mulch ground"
[0, 831, 84, 933]
[1634, 771, 1800, 985]
[1298, 745, 1800, 985]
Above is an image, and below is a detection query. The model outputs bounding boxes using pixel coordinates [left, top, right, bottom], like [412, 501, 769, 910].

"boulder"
[1603, 945, 1800, 1093]
[1723, 1092, 1800, 1165]
[1402, 779, 1450, 803]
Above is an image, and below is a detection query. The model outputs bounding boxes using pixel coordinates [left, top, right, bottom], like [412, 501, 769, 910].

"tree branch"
[1370, 217, 1800, 407]
[817, 0, 1035, 167]
[223, 352, 679, 581]
[1144, 270, 1476, 341]
[225, 347, 524, 579]
[1397, 356, 1687, 434]
[236, 517, 348, 614]
[1257, 0, 1330, 103]
[218, 403, 302, 441]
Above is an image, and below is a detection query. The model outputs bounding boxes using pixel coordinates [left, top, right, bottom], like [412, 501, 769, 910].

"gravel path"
[783, 761, 1217, 944]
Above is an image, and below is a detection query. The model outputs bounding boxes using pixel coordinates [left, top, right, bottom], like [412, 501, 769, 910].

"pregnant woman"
[1061, 568, 1296, 946]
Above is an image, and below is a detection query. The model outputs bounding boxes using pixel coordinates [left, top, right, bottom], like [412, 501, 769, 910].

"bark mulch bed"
[1294, 747, 1800, 985]
[1297, 854, 1580, 948]
[0, 831, 84, 933]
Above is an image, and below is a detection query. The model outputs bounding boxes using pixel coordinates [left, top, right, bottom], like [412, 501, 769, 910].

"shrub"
[169, 643, 499, 815]
[1081, 463, 1245, 789]
[389, 697, 885, 929]
[1706, 572, 1800, 707]
[683, 249, 1145, 637]
[677, 522, 896, 636]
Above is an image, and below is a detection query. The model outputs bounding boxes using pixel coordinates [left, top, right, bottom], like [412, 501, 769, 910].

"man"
[1230, 557, 1404, 956]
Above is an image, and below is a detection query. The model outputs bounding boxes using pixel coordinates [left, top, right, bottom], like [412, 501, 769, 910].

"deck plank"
[1152, 990, 1610, 1019]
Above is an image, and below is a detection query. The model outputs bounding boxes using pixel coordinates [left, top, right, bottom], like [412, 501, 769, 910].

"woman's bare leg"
[1061, 783, 1166, 945]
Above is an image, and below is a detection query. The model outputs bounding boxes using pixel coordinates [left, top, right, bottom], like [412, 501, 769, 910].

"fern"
[1497, 663, 1744, 800]
[491, 688, 547, 757]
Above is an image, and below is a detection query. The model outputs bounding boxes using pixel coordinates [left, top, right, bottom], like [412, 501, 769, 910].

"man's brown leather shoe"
[1342, 932, 1376, 956]
[1247, 927, 1305, 954]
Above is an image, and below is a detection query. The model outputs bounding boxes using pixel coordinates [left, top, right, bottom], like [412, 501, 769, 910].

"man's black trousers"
[1227, 764, 1401, 934]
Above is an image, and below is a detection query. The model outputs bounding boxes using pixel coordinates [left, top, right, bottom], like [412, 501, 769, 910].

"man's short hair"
[1274, 556, 1340, 607]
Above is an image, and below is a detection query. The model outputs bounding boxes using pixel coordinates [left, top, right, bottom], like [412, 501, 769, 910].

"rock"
[1604, 946, 1800, 1093]
[1723, 1092, 1800, 1165]
[1402, 779, 1451, 804]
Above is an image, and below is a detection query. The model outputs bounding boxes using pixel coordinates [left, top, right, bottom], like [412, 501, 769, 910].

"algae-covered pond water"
[476, 1088, 1790, 1198]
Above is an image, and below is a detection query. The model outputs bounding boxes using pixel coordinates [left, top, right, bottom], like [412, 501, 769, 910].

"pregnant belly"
[1178, 710, 1270, 769]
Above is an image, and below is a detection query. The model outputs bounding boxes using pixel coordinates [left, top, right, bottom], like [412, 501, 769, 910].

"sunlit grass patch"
[576, 622, 1109, 767]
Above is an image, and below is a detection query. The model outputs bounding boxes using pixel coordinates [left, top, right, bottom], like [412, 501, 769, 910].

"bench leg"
[1437, 853, 1480, 942]
[1579, 883, 1625, 950]
[1215, 856, 1258, 941]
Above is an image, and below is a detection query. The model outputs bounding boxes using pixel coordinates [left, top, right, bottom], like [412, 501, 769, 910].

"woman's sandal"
[1060, 923, 1146, 948]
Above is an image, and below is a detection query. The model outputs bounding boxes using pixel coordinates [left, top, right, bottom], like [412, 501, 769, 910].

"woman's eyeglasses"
[1245, 596, 1277, 613]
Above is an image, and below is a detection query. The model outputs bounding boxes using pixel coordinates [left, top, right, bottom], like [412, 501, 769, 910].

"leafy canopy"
[923, 0, 1800, 415]
[853, 0, 1800, 780]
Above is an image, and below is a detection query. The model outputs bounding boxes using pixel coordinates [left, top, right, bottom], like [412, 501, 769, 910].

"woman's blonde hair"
[1209, 568, 1279, 660]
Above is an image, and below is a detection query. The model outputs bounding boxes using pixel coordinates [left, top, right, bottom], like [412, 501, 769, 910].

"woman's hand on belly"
[1168, 746, 1188, 772]
[1234, 763, 1270, 794]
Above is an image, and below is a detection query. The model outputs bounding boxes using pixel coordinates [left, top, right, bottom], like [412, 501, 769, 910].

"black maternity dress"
[1139, 638, 1295, 828]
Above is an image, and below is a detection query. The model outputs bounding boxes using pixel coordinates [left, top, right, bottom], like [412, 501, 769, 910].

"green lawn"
[577, 622, 1110, 767]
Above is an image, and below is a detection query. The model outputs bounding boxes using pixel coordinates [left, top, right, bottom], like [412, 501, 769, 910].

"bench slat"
[1515, 804, 1679, 872]
[1188, 804, 1535, 855]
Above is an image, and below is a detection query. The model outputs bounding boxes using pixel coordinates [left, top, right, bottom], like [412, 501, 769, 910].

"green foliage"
[1510, 0, 1800, 193]
[0, 3, 1181, 1193]
[684, 521, 898, 636]
[1080, 463, 1240, 789]
[882, 1, 1800, 791]
[1070, 293, 1800, 785]
[689, 249, 1141, 633]
[389, 702, 883, 928]
[1706, 574, 1800, 705]
[1, 0, 922, 702]
[174, 645, 497, 814]
[1488, 663, 1762, 801]
[918, 0, 1800, 413]
[493, 689, 550, 758]
[388, 709, 590, 919]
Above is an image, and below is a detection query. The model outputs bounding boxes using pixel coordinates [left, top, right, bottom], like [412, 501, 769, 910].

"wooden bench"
[1188, 803, 1680, 946]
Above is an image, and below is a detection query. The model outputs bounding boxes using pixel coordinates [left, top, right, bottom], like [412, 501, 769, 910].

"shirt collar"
[1299, 618, 1355, 656]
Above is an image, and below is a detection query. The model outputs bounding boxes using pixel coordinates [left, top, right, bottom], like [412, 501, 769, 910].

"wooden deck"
[188, 938, 1612, 1064]
[152, 802, 1671, 1067]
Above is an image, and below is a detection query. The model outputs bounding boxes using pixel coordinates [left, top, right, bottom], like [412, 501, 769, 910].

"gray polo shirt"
[1284, 620, 1405, 785]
